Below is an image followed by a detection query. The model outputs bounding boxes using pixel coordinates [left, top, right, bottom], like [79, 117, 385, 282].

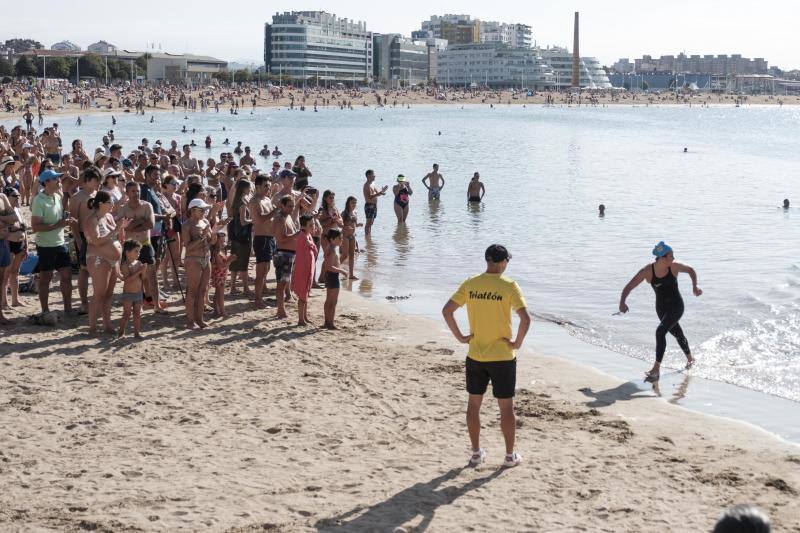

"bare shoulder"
[671, 261, 692, 272]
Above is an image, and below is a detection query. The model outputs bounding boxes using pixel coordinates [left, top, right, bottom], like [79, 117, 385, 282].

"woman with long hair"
[85, 191, 128, 335]
[227, 179, 253, 296]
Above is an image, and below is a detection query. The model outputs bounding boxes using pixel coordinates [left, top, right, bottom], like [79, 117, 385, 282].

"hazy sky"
[5, 0, 799, 69]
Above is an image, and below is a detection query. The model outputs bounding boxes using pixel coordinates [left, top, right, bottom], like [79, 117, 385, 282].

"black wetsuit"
[651, 264, 691, 362]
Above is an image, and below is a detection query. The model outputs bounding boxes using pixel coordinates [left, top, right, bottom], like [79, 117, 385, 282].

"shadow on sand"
[314, 466, 503, 532]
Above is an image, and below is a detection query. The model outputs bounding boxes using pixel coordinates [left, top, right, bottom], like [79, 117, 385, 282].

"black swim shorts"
[325, 270, 341, 290]
[253, 235, 276, 264]
[465, 357, 517, 399]
[364, 202, 377, 220]
[273, 250, 295, 283]
[36, 244, 72, 273]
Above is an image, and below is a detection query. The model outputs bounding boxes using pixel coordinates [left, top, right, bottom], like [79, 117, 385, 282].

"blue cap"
[652, 241, 673, 257]
[122, 158, 133, 168]
[38, 169, 63, 184]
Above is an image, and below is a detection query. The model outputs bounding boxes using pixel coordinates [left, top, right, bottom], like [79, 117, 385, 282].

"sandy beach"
[2, 86, 799, 123]
[1, 282, 799, 532]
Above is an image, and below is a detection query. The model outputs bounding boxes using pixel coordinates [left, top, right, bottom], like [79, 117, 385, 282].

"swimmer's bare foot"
[644, 370, 660, 383]
[185, 322, 196, 330]
[312, 283, 323, 289]
[685, 355, 695, 369]
[103, 327, 115, 335]
[11, 300, 23, 307]
[275, 311, 288, 319]
[324, 322, 338, 330]
[117, 329, 125, 338]
[196, 320, 208, 329]
[133, 332, 142, 339]
[254, 300, 265, 309]
[349, 275, 359, 280]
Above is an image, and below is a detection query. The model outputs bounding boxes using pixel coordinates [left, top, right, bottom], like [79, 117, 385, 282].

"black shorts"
[78, 232, 88, 267]
[36, 244, 72, 273]
[139, 242, 155, 265]
[253, 235, 275, 263]
[46, 153, 61, 164]
[151, 236, 165, 263]
[325, 271, 340, 289]
[465, 357, 517, 399]
[9, 240, 26, 255]
[364, 202, 377, 220]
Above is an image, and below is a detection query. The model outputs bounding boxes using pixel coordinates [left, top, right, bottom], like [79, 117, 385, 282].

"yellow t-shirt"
[450, 273, 527, 362]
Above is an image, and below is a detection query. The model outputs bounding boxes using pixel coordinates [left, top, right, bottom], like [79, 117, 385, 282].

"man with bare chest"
[68, 167, 101, 314]
[273, 196, 299, 319]
[250, 175, 280, 308]
[117, 182, 155, 305]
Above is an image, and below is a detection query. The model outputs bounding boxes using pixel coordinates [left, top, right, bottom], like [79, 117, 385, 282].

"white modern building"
[87, 40, 117, 54]
[264, 11, 373, 85]
[538, 46, 612, 89]
[480, 21, 532, 48]
[436, 43, 554, 89]
[50, 40, 80, 52]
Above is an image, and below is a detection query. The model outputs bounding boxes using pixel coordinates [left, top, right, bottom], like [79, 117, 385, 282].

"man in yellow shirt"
[442, 244, 531, 468]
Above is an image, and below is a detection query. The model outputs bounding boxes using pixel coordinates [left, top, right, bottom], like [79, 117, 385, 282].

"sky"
[4, 0, 799, 69]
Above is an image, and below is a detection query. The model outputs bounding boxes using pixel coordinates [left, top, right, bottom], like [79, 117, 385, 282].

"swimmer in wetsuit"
[618, 241, 702, 382]
[392, 175, 412, 223]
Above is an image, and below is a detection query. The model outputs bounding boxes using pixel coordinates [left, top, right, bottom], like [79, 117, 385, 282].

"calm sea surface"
[7, 103, 800, 402]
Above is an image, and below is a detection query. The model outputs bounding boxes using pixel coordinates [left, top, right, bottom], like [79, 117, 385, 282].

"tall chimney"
[572, 11, 580, 88]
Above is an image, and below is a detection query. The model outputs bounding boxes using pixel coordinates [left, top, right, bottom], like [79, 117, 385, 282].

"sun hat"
[38, 169, 64, 185]
[0, 156, 21, 173]
[396, 174, 407, 182]
[485, 244, 512, 263]
[187, 198, 211, 210]
[652, 241, 673, 257]
[103, 168, 122, 178]
[3, 186, 19, 197]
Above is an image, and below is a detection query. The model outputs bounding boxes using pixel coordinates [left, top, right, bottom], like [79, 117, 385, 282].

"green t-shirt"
[31, 191, 65, 247]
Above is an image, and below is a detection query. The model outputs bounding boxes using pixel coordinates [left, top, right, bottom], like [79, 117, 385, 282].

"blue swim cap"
[652, 241, 673, 257]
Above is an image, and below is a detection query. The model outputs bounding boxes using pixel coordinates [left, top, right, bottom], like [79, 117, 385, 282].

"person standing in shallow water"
[618, 241, 702, 382]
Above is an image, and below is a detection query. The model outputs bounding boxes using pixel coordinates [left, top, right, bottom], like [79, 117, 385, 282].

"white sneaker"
[469, 448, 487, 465]
[503, 452, 523, 468]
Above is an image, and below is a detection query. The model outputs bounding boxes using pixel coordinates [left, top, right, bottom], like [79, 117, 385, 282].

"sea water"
[10, 103, 800, 405]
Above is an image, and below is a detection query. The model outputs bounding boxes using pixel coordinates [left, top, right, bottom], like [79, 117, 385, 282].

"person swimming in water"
[783, 199, 790, 209]
[598, 204, 606, 216]
[618, 241, 702, 382]
[467, 172, 485, 203]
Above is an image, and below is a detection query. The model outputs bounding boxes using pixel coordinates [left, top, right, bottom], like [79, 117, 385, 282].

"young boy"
[323, 229, 348, 329]
[118, 240, 146, 338]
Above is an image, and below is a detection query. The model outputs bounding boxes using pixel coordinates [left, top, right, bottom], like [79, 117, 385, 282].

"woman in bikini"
[392, 175, 413, 223]
[182, 198, 220, 329]
[85, 191, 128, 335]
[317, 190, 342, 284]
[339, 196, 363, 280]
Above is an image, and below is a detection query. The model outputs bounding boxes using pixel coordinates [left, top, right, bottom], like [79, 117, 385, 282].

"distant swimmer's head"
[485, 244, 512, 273]
[472, 172, 480, 180]
[713, 504, 771, 533]
[683, 147, 688, 153]
[598, 204, 606, 215]
[652, 241, 674, 263]
[783, 199, 790, 209]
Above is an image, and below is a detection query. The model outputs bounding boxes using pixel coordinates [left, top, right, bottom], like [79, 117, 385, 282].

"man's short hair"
[109, 144, 122, 152]
[82, 166, 102, 182]
[145, 164, 160, 178]
[125, 181, 140, 191]
[485, 244, 511, 263]
[713, 505, 771, 533]
[365, 169, 374, 178]
[299, 214, 313, 227]
[280, 196, 294, 206]
[254, 175, 270, 188]
[183, 144, 190, 150]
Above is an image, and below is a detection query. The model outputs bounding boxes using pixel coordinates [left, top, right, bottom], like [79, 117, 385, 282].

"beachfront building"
[373, 34, 429, 86]
[611, 58, 634, 74]
[634, 53, 768, 75]
[87, 40, 117, 54]
[436, 43, 554, 89]
[264, 11, 372, 85]
[141, 53, 228, 82]
[50, 40, 80, 52]
[415, 15, 481, 45]
[479, 21, 533, 49]
[538, 46, 612, 89]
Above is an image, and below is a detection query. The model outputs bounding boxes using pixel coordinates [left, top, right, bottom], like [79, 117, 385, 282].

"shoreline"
[2, 89, 799, 121]
[2, 286, 799, 531]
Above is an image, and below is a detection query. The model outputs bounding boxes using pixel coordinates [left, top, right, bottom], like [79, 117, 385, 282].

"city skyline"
[3, 0, 799, 70]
